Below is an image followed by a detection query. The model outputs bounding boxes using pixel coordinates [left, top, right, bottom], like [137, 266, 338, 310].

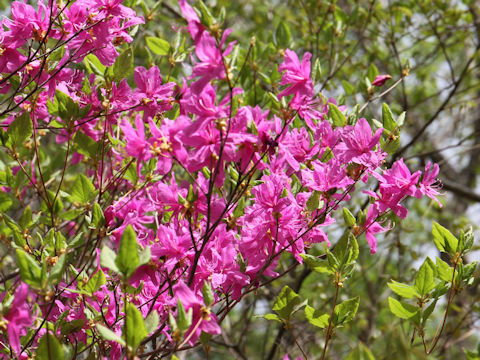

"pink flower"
[173, 281, 221, 345]
[363, 206, 390, 254]
[278, 49, 314, 99]
[337, 118, 386, 169]
[133, 66, 176, 120]
[372, 74, 392, 87]
[2, 283, 33, 355]
[419, 162, 442, 206]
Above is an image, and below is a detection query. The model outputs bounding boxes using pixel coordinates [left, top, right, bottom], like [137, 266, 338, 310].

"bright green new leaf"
[432, 222, 458, 253]
[304, 305, 329, 328]
[382, 103, 396, 131]
[275, 22, 292, 47]
[388, 297, 419, 319]
[177, 299, 193, 332]
[115, 225, 140, 279]
[435, 257, 454, 282]
[343, 208, 356, 227]
[301, 254, 333, 274]
[272, 286, 301, 322]
[329, 103, 346, 127]
[388, 280, 420, 299]
[145, 311, 160, 334]
[124, 302, 148, 350]
[37, 333, 64, 360]
[48, 254, 66, 285]
[84, 270, 106, 296]
[306, 190, 322, 211]
[70, 174, 96, 204]
[113, 47, 133, 82]
[6, 112, 32, 148]
[16, 249, 42, 288]
[414, 259, 436, 296]
[146, 37, 171, 56]
[100, 246, 119, 273]
[202, 281, 214, 307]
[334, 297, 360, 326]
[96, 324, 126, 347]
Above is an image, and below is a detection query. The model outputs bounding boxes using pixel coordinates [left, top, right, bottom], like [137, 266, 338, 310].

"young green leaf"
[70, 174, 96, 204]
[304, 305, 329, 328]
[145, 311, 160, 334]
[84, 270, 106, 296]
[414, 259, 436, 296]
[382, 103, 396, 131]
[37, 333, 64, 360]
[113, 47, 133, 82]
[16, 249, 42, 288]
[48, 254, 66, 285]
[388, 297, 419, 319]
[96, 324, 126, 347]
[146, 37, 171, 56]
[124, 302, 148, 350]
[272, 286, 301, 322]
[6, 112, 32, 148]
[388, 280, 420, 299]
[328, 103, 347, 127]
[334, 297, 360, 326]
[100, 246, 119, 274]
[432, 222, 458, 253]
[115, 225, 140, 279]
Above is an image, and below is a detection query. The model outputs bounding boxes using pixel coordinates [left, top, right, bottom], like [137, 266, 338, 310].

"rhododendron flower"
[173, 281, 221, 345]
[372, 74, 392, 87]
[363, 206, 391, 254]
[337, 118, 386, 169]
[419, 161, 442, 206]
[1, 283, 32, 355]
[133, 66, 176, 119]
[278, 49, 314, 99]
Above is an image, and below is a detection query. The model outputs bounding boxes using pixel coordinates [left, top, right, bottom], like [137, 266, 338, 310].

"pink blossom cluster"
[0, 0, 441, 358]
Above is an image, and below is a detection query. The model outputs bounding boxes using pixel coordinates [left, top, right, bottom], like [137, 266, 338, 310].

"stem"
[321, 282, 340, 360]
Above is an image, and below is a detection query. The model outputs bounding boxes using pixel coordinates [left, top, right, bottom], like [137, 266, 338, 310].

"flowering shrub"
[0, 1, 476, 359]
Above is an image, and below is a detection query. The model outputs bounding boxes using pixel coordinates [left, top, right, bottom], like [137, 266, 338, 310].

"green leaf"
[301, 254, 332, 274]
[343, 208, 356, 227]
[275, 22, 292, 47]
[145, 311, 159, 334]
[0, 192, 13, 212]
[112, 47, 133, 82]
[262, 313, 281, 322]
[96, 324, 126, 347]
[100, 246, 119, 273]
[272, 286, 301, 322]
[202, 281, 214, 307]
[124, 302, 148, 350]
[115, 225, 139, 279]
[37, 333, 64, 360]
[328, 103, 346, 127]
[48, 254, 66, 285]
[84, 270, 106, 296]
[388, 280, 419, 299]
[342, 80, 355, 95]
[91, 202, 105, 228]
[382, 103, 396, 131]
[146, 37, 171, 56]
[73, 132, 100, 159]
[345, 343, 376, 360]
[176, 299, 193, 332]
[306, 191, 322, 211]
[61, 319, 85, 336]
[366, 63, 379, 82]
[84, 54, 106, 76]
[70, 174, 96, 204]
[7, 112, 32, 148]
[388, 297, 419, 319]
[304, 305, 329, 328]
[334, 296, 360, 325]
[435, 257, 453, 282]
[16, 249, 42, 288]
[414, 259, 436, 296]
[432, 222, 458, 253]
